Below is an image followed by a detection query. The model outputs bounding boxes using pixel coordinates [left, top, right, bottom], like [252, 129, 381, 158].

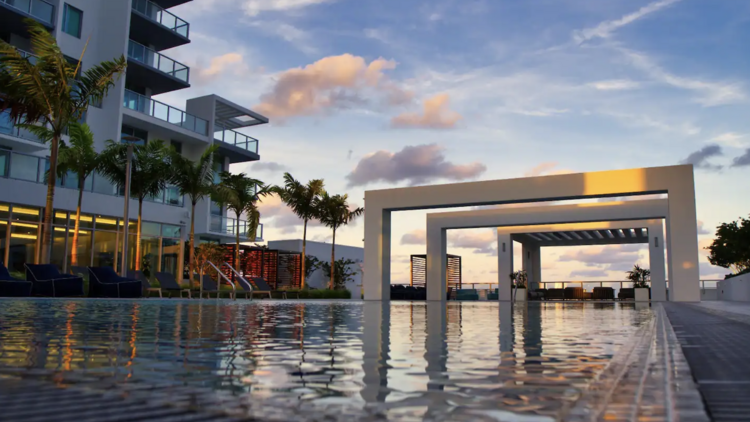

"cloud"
[401, 230, 426, 245]
[524, 162, 575, 177]
[570, 269, 611, 278]
[242, 0, 335, 16]
[257, 195, 304, 233]
[255, 54, 403, 119]
[589, 79, 641, 91]
[573, 0, 682, 43]
[679, 144, 723, 171]
[448, 230, 497, 256]
[697, 220, 711, 236]
[247, 21, 317, 55]
[252, 161, 289, 172]
[346, 144, 486, 187]
[391, 94, 462, 129]
[711, 133, 746, 148]
[731, 149, 750, 167]
[197, 53, 248, 81]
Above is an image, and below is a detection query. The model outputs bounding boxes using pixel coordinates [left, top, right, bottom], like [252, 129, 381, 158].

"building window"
[121, 125, 147, 145]
[171, 140, 182, 155]
[62, 4, 83, 38]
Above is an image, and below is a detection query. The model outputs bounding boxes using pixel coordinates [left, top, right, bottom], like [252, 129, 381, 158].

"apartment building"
[0, 0, 268, 277]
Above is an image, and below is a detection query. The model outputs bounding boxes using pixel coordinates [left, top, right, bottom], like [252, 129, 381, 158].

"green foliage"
[56, 122, 99, 185]
[98, 140, 171, 202]
[510, 270, 528, 289]
[626, 264, 651, 288]
[305, 255, 321, 279]
[707, 216, 750, 275]
[316, 192, 364, 234]
[169, 145, 219, 207]
[212, 172, 269, 241]
[321, 258, 360, 290]
[272, 289, 352, 299]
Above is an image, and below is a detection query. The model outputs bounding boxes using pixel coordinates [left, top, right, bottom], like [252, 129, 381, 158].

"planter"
[514, 288, 527, 302]
[634, 288, 650, 302]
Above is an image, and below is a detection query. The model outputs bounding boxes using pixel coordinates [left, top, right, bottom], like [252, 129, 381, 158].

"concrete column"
[649, 223, 667, 301]
[499, 302, 514, 353]
[667, 178, 700, 302]
[361, 302, 390, 402]
[426, 221, 447, 302]
[364, 208, 391, 301]
[522, 243, 542, 290]
[665, 217, 673, 299]
[497, 232, 513, 301]
[425, 303, 448, 390]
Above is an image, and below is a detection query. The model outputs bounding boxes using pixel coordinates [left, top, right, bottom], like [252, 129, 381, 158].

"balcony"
[123, 89, 208, 137]
[130, 0, 190, 50]
[0, 0, 55, 33]
[0, 110, 49, 153]
[150, 0, 192, 9]
[209, 215, 264, 241]
[213, 128, 260, 164]
[126, 40, 189, 94]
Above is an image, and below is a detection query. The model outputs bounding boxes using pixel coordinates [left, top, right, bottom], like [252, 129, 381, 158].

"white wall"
[717, 272, 750, 302]
[268, 239, 364, 296]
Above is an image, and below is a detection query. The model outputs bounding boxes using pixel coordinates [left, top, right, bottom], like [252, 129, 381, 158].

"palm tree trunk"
[40, 134, 60, 264]
[135, 199, 143, 271]
[330, 227, 336, 290]
[235, 210, 241, 273]
[301, 219, 308, 289]
[71, 179, 84, 267]
[189, 201, 196, 283]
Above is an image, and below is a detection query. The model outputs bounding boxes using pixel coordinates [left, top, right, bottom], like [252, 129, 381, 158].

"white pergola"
[364, 165, 700, 302]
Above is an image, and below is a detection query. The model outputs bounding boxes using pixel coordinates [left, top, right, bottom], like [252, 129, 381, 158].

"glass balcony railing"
[123, 89, 208, 136]
[0, 149, 185, 207]
[0, 0, 55, 26]
[210, 215, 263, 239]
[0, 110, 42, 143]
[131, 0, 189, 38]
[213, 128, 259, 154]
[127, 40, 190, 83]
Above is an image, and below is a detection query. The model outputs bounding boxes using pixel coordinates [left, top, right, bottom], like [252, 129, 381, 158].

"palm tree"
[0, 19, 126, 263]
[55, 122, 99, 267]
[213, 172, 271, 267]
[272, 173, 324, 289]
[99, 140, 170, 270]
[317, 192, 364, 290]
[626, 264, 651, 288]
[169, 145, 219, 277]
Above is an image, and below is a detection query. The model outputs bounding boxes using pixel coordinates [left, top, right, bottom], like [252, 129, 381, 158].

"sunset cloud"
[391, 94, 462, 129]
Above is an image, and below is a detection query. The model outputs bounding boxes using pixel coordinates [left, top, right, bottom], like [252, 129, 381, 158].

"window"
[121, 125, 148, 145]
[62, 4, 83, 38]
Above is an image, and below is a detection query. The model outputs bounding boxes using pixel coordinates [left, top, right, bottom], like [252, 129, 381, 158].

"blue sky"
[160, 0, 750, 284]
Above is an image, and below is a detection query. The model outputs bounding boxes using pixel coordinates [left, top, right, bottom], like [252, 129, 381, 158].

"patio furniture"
[69, 266, 88, 278]
[248, 277, 273, 299]
[0, 262, 32, 297]
[529, 288, 546, 301]
[455, 289, 479, 301]
[128, 270, 162, 298]
[197, 274, 223, 299]
[618, 288, 635, 300]
[25, 264, 85, 297]
[155, 272, 191, 298]
[487, 288, 498, 301]
[546, 288, 565, 300]
[88, 267, 142, 298]
[564, 287, 586, 300]
[592, 287, 615, 300]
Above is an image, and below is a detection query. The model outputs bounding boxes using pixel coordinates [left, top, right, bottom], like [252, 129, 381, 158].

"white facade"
[0, 0, 268, 274]
[268, 239, 364, 295]
[717, 273, 750, 302]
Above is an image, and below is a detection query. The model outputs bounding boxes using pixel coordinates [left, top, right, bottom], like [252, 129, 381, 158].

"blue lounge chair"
[455, 289, 479, 301]
[248, 277, 273, 299]
[196, 274, 222, 299]
[128, 270, 162, 298]
[88, 267, 142, 298]
[0, 262, 32, 297]
[25, 264, 84, 297]
[155, 272, 191, 298]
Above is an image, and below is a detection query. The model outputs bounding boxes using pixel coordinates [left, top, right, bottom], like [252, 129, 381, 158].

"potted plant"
[626, 264, 651, 302]
[510, 270, 528, 302]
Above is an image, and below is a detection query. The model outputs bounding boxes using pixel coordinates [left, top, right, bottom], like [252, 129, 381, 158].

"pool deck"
[2, 301, 750, 421]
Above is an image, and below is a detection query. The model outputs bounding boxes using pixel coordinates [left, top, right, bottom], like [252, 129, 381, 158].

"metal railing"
[0, 110, 42, 143]
[123, 89, 208, 136]
[214, 128, 259, 154]
[0, 149, 185, 207]
[199, 261, 236, 300]
[1, 0, 55, 25]
[127, 40, 190, 83]
[223, 262, 253, 295]
[209, 215, 263, 239]
[131, 0, 189, 38]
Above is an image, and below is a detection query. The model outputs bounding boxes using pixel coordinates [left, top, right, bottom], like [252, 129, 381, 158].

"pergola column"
[522, 243, 542, 290]
[364, 208, 390, 300]
[497, 233, 513, 301]
[649, 223, 667, 301]
[426, 222, 446, 302]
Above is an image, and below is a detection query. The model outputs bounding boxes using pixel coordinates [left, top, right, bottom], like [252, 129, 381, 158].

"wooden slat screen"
[409, 254, 461, 289]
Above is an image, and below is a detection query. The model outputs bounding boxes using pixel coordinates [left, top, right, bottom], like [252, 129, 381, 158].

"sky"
[159, 0, 750, 285]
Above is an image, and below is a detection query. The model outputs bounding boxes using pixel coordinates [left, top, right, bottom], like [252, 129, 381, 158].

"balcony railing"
[127, 40, 189, 83]
[0, 0, 55, 26]
[214, 128, 259, 154]
[123, 89, 208, 136]
[0, 149, 185, 207]
[210, 215, 263, 240]
[0, 110, 42, 143]
[131, 0, 189, 38]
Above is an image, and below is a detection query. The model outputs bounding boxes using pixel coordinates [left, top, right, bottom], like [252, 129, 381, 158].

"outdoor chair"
[128, 270, 162, 298]
[248, 277, 273, 299]
[564, 287, 586, 300]
[546, 288, 565, 300]
[618, 288, 635, 300]
[88, 267, 142, 298]
[455, 289, 479, 301]
[0, 262, 32, 297]
[487, 288, 499, 301]
[25, 264, 84, 297]
[197, 274, 223, 299]
[155, 272, 191, 298]
[592, 287, 615, 300]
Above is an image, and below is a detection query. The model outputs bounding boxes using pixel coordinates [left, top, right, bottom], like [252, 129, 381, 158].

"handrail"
[199, 261, 236, 301]
[0, 0, 55, 25]
[222, 262, 253, 297]
[127, 39, 189, 82]
[123, 89, 208, 135]
[131, 0, 189, 38]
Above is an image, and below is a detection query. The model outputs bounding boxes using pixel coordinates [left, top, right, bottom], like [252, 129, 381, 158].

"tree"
[99, 140, 170, 270]
[626, 264, 651, 288]
[510, 270, 527, 289]
[272, 173, 325, 289]
[304, 255, 322, 280]
[321, 257, 360, 290]
[169, 145, 219, 277]
[707, 216, 750, 275]
[316, 192, 364, 290]
[55, 122, 98, 267]
[0, 19, 126, 263]
[212, 172, 270, 267]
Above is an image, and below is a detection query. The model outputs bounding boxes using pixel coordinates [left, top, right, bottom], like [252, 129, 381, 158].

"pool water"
[0, 300, 653, 421]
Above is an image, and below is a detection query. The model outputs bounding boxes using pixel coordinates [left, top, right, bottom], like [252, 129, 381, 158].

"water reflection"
[0, 300, 652, 421]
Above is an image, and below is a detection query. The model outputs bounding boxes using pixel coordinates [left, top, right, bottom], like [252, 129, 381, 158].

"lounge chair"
[546, 288, 565, 300]
[88, 267, 142, 298]
[128, 270, 162, 298]
[25, 264, 85, 297]
[155, 272, 191, 298]
[248, 277, 273, 299]
[198, 274, 223, 299]
[564, 287, 586, 300]
[593, 287, 615, 300]
[0, 262, 32, 297]
[618, 288, 635, 300]
[455, 289, 479, 300]
[487, 288, 498, 300]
